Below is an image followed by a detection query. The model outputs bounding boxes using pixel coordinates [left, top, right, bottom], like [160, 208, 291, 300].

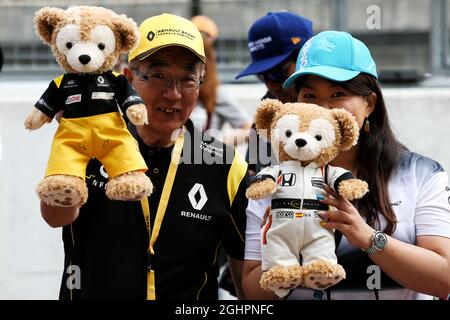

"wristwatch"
[362, 231, 388, 255]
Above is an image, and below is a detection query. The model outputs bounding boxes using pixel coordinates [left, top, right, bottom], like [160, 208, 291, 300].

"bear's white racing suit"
[257, 160, 354, 273]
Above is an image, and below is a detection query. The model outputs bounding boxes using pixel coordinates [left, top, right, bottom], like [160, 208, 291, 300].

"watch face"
[374, 232, 388, 249]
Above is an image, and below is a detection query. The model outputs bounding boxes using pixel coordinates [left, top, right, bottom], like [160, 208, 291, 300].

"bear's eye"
[285, 130, 292, 138]
[66, 42, 73, 49]
[315, 134, 322, 141]
[98, 43, 105, 50]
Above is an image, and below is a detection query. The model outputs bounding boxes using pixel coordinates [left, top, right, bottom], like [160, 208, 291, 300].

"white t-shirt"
[245, 152, 450, 300]
[190, 86, 250, 132]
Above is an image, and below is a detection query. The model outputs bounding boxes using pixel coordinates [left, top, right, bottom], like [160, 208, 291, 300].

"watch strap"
[362, 231, 386, 255]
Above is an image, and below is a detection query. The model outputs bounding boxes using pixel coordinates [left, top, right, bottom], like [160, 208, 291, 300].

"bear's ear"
[112, 15, 139, 53]
[34, 7, 67, 45]
[254, 99, 283, 139]
[332, 108, 359, 151]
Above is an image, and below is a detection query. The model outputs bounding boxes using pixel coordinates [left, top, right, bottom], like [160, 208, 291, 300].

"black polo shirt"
[59, 120, 249, 300]
[35, 71, 143, 119]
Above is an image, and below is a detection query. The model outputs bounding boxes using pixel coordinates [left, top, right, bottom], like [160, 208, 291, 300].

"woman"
[243, 31, 450, 300]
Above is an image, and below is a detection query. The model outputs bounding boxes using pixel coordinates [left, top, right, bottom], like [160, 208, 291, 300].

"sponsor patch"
[276, 211, 294, 218]
[311, 177, 324, 188]
[271, 198, 328, 211]
[63, 79, 78, 88]
[65, 94, 81, 104]
[37, 98, 53, 111]
[200, 141, 223, 158]
[277, 173, 296, 186]
[122, 95, 141, 106]
[97, 75, 109, 87]
[92, 92, 115, 100]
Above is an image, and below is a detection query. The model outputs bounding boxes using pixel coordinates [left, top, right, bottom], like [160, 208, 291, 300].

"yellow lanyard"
[140, 132, 185, 300]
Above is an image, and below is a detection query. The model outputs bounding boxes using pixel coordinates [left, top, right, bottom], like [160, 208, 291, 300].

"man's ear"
[112, 15, 139, 53]
[332, 108, 359, 151]
[34, 7, 66, 45]
[123, 66, 133, 83]
[254, 99, 283, 139]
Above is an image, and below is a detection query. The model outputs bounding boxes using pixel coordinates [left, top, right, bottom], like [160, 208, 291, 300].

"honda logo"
[277, 173, 296, 186]
[188, 183, 208, 210]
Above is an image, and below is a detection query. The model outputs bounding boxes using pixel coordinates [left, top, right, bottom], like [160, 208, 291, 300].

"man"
[41, 13, 248, 300]
[236, 11, 313, 174]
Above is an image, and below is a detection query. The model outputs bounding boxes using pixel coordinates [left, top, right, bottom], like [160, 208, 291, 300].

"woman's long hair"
[198, 33, 219, 130]
[298, 74, 406, 234]
[346, 74, 407, 234]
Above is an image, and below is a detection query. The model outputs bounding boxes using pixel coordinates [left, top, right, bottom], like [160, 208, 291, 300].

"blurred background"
[1, 0, 450, 299]
[3, 0, 450, 80]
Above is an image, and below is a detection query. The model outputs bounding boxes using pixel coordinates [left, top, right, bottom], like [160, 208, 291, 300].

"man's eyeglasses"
[257, 60, 292, 83]
[132, 68, 203, 92]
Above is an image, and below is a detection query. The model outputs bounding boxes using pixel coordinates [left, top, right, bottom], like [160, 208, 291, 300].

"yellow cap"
[129, 13, 206, 63]
[191, 15, 219, 41]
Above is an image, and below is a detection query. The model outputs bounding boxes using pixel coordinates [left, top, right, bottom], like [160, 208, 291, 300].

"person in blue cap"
[243, 31, 450, 300]
[237, 11, 314, 176]
[236, 11, 313, 103]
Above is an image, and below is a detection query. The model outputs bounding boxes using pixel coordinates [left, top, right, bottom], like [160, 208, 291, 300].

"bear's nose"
[79, 55, 91, 65]
[295, 138, 307, 148]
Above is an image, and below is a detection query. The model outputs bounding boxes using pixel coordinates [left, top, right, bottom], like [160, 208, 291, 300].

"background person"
[190, 15, 252, 147]
[41, 13, 249, 300]
[235, 11, 314, 175]
[0, 44, 3, 73]
[112, 53, 128, 74]
[243, 30, 450, 300]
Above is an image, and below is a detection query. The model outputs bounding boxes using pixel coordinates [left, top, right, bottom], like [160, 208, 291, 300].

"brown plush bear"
[246, 99, 368, 298]
[24, 6, 153, 207]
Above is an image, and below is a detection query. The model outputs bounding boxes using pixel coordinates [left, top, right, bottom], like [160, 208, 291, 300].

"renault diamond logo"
[147, 31, 155, 41]
[188, 183, 208, 210]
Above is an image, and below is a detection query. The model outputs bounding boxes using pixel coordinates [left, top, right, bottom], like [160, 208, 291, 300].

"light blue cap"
[283, 31, 377, 88]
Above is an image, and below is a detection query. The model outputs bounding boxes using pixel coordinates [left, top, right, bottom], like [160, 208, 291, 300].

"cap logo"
[291, 37, 301, 45]
[147, 31, 155, 41]
[157, 28, 195, 41]
[299, 40, 312, 70]
[248, 36, 272, 53]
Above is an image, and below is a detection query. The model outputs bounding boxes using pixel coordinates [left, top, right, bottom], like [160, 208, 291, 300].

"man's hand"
[24, 108, 51, 131]
[41, 201, 81, 228]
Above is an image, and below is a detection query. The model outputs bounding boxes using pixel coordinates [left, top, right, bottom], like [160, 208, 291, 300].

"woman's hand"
[318, 184, 375, 250]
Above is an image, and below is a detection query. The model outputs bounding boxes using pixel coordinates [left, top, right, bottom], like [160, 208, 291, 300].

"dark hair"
[0, 45, 3, 73]
[198, 33, 219, 130]
[297, 73, 407, 234]
[288, 48, 300, 62]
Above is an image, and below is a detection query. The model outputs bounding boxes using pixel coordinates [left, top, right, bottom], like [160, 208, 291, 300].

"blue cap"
[283, 31, 378, 88]
[235, 12, 313, 79]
